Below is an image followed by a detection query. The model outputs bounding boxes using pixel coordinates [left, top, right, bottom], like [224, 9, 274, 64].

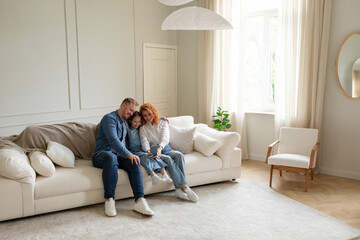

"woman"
[139, 103, 199, 202]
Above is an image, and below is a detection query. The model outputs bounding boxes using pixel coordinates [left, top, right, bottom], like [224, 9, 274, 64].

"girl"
[139, 103, 199, 202]
[127, 111, 172, 185]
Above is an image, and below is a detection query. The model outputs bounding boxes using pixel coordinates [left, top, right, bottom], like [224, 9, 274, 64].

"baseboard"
[319, 167, 360, 180]
[248, 153, 266, 162]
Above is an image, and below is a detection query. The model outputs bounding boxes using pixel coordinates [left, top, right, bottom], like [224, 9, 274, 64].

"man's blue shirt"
[93, 110, 132, 159]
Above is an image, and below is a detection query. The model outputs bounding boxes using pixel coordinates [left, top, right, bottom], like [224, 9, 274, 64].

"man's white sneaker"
[104, 198, 117, 217]
[151, 174, 161, 185]
[184, 187, 199, 202]
[162, 174, 173, 183]
[133, 198, 154, 216]
[175, 188, 189, 200]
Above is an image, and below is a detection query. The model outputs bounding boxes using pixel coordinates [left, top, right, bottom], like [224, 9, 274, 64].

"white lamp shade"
[158, 0, 194, 6]
[161, 6, 233, 30]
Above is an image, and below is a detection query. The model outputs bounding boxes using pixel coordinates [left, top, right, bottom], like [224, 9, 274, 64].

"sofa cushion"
[183, 152, 222, 174]
[169, 125, 195, 154]
[168, 116, 194, 128]
[46, 141, 75, 168]
[29, 151, 56, 177]
[194, 133, 221, 157]
[0, 148, 35, 183]
[35, 160, 129, 199]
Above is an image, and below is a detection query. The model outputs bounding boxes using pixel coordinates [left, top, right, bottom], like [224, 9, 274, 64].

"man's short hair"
[121, 97, 138, 107]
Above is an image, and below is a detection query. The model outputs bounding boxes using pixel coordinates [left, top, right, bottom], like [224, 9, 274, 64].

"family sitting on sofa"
[93, 97, 199, 217]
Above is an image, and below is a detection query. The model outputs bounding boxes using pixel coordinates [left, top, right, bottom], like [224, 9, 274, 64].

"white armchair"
[265, 127, 320, 192]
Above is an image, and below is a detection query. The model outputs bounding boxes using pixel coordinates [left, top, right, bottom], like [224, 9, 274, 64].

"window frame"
[245, 8, 278, 113]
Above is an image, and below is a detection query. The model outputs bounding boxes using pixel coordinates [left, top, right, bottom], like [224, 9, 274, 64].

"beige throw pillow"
[46, 141, 75, 168]
[29, 151, 56, 177]
[0, 148, 35, 183]
[194, 133, 221, 157]
[169, 125, 196, 154]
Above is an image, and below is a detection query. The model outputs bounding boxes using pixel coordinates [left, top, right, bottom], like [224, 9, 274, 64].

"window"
[244, 0, 279, 111]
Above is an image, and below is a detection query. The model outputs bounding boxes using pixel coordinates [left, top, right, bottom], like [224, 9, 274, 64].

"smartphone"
[150, 145, 158, 157]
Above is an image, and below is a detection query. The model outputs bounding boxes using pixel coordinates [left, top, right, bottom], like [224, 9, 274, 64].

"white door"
[143, 43, 177, 117]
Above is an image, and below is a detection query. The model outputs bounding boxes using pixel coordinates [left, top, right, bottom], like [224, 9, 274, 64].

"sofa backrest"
[168, 116, 194, 128]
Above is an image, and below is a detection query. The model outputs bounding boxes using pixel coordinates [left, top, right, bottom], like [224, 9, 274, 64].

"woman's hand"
[156, 146, 163, 158]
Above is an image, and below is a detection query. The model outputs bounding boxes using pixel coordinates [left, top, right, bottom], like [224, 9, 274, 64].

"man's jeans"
[92, 151, 144, 200]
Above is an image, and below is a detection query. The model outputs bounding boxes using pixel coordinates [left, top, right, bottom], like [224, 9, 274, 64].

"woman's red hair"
[140, 103, 160, 125]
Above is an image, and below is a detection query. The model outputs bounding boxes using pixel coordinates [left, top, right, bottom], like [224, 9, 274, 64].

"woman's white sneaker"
[133, 198, 154, 216]
[184, 187, 199, 202]
[175, 188, 189, 200]
[104, 198, 117, 217]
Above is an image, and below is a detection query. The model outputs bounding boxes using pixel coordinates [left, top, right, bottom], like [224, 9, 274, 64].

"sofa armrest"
[0, 176, 35, 221]
[195, 124, 240, 169]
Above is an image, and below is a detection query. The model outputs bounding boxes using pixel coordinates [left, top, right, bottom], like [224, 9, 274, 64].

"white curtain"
[197, 0, 248, 158]
[275, 0, 332, 168]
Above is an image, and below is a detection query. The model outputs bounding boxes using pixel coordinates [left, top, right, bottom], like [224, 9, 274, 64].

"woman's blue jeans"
[161, 145, 187, 189]
[92, 151, 144, 200]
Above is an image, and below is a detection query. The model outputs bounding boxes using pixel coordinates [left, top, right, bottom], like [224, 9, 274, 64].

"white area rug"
[1, 180, 359, 240]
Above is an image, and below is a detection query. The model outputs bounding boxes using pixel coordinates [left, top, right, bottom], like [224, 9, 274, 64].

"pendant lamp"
[158, 0, 194, 6]
[159, 0, 233, 30]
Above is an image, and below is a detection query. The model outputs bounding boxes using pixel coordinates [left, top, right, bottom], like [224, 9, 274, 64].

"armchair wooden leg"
[305, 170, 309, 192]
[270, 165, 274, 188]
[279, 170, 282, 177]
[311, 169, 314, 180]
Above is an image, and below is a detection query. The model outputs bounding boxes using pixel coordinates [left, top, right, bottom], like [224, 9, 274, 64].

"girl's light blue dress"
[127, 128, 167, 175]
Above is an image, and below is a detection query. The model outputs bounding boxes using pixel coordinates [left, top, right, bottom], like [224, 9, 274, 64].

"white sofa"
[0, 116, 241, 221]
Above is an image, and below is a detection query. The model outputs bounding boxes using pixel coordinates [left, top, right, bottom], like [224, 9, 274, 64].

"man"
[92, 98, 154, 217]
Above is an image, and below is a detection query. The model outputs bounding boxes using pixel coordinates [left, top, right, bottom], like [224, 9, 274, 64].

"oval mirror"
[336, 33, 360, 99]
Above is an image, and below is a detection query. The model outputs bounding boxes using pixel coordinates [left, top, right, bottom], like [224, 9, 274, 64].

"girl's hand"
[147, 150, 153, 158]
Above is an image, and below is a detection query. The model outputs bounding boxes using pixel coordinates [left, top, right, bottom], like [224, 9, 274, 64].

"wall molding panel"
[0, 0, 137, 136]
[76, 0, 136, 110]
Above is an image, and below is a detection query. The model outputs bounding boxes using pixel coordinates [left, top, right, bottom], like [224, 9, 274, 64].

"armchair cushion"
[278, 127, 318, 156]
[268, 153, 310, 168]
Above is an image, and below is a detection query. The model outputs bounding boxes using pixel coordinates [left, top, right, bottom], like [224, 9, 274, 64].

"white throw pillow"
[0, 148, 35, 183]
[169, 125, 196, 154]
[194, 133, 221, 157]
[46, 141, 75, 168]
[29, 151, 56, 177]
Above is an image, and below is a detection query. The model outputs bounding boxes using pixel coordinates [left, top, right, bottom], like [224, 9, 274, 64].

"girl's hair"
[128, 111, 142, 125]
[139, 103, 160, 125]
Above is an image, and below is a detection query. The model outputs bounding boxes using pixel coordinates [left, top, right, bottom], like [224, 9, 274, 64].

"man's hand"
[128, 154, 140, 165]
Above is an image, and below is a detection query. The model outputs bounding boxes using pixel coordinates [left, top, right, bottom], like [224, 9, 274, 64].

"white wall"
[177, 30, 199, 122]
[320, 0, 360, 180]
[0, 0, 176, 136]
[245, 113, 275, 161]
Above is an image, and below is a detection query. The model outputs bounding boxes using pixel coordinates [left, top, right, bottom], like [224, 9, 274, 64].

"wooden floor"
[240, 159, 360, 230]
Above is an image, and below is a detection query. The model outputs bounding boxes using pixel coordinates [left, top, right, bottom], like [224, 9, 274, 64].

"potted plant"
[212, 107, 232, 131]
